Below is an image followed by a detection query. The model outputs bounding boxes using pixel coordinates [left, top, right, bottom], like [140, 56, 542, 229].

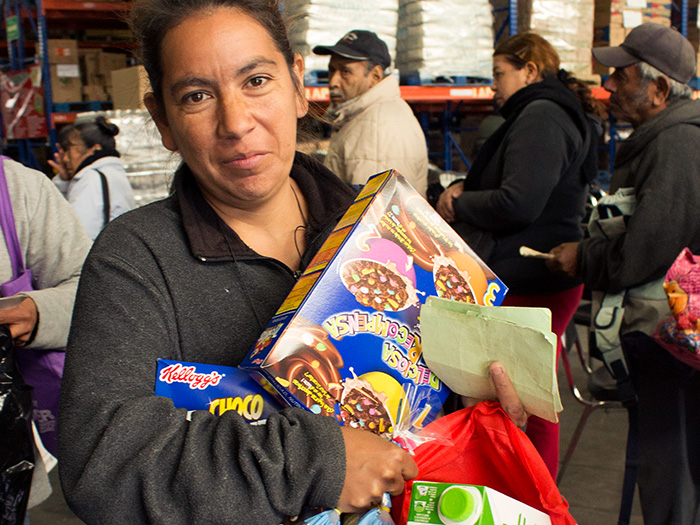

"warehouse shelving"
[4, 0, 697, 171]
[1, 0, 131, 168]
[308, 84, 613, 171]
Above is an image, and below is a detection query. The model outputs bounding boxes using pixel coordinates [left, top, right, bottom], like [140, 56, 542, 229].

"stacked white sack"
[397, 0, 494, 82]
[283, 0, 399, 79]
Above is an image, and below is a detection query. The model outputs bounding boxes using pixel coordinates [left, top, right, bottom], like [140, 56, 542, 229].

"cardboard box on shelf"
[38, 39, 79, 65]
[50, 64, 82, 103]
[240, 170, 508, 440]
[110, 65, 150, 110]
[98, 52, 127, 76]
[80, 48, 102, 84]
[82, 84, 108, 102]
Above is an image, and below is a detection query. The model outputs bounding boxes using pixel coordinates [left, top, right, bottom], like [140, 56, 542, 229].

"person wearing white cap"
[313, 30, 429, 197]
[548, 23, 700, 523]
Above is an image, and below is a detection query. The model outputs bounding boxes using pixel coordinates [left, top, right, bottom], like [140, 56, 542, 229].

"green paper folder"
[420, 296, 562, 423]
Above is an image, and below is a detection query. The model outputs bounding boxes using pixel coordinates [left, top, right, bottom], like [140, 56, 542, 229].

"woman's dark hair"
[495, 32, 606, 119]
[58, 116, 120, 151]
[129, 0, 300, 108]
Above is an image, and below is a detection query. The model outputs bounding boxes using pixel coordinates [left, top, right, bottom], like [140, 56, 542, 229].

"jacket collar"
[327, 74, 400, 127]
[73, 154, 123, 180]
[615, 99, 700, 168]
[175, 152, 357, 261]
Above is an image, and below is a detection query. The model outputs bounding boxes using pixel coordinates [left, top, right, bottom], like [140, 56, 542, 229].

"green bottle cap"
[439, 487, 475, 522]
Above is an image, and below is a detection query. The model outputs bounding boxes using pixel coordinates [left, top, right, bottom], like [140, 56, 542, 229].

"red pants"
[501, 284, 584, 480]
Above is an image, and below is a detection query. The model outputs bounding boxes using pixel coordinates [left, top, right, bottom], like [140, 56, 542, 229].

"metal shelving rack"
[1, 0, 131, 168]
[2, 0, 54, 169]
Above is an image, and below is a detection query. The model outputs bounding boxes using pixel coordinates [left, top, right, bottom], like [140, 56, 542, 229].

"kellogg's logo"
[159, 363, 222, 390]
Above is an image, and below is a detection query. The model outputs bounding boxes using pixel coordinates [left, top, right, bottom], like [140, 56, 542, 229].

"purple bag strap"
[0, 156, 27, 280]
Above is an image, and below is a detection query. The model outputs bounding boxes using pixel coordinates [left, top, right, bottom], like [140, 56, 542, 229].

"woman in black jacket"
[437, 32, 605, 479]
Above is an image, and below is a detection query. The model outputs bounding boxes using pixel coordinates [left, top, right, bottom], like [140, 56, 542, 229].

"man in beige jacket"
[314, 30, 429, 197]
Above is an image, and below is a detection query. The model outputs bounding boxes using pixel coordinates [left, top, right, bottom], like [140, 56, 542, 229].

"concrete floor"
[28, 325, 643, 525]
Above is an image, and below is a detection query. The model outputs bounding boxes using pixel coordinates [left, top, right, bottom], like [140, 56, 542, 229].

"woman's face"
[490, 55, 532, 107]
[149, 7, 307, 211]
[62, 132, 98, 175]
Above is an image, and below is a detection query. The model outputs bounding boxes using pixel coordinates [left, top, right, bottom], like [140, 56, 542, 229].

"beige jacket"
[324, 75, 429, 197]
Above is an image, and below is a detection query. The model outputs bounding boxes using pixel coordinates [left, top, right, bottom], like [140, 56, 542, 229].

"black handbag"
[0, 323, 35, 525]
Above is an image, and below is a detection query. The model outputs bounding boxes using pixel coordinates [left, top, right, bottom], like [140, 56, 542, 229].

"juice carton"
[408, 482, 552, 525]
[240, 170, 507, 438]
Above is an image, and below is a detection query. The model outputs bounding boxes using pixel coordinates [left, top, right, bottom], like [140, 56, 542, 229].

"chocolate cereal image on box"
[240, 170, 507, 438]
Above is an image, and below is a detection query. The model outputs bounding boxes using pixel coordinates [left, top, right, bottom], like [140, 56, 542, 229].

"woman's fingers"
[338, 426, 417, 513]
[489, 361, 528, 428]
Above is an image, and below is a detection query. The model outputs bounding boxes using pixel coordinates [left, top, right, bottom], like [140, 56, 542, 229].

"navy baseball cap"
[313, 30, 391, 70]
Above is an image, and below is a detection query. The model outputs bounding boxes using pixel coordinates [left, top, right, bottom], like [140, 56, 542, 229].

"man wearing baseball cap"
[313, 30, 428, 197]
[548, 23, 700, 523]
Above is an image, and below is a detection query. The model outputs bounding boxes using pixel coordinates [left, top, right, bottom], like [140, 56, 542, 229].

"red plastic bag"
[391, 401, 577, 525]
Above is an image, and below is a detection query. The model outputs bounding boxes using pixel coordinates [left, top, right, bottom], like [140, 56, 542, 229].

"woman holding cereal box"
[57, 1, 527, 523]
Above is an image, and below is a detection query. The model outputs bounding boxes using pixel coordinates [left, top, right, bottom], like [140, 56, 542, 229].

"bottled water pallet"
[52, 101, 113, 113]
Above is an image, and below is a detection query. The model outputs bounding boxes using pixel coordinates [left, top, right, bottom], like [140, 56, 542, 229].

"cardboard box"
[110, 65, 151, 110]
[38, 39, 79, 64]
[407, 482, 552, 525]
[155, 359, 284, 422]
[98, 52, 127, 75]
[240, 171, 507, 438]
[50, 64, 82, 103]
[80, 48, 102, 84]
[82, 84, 108, 102]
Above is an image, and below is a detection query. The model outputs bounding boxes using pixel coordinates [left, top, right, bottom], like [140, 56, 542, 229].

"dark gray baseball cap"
[313, 30, 391, 70]
[592, 23, 696, 84]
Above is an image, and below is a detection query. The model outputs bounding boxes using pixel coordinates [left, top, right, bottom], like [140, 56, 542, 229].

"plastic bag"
[303, 509, 341, 525]
[654, 248, 700, 370]
[342, 494, 393, 524]
[302, 494, 394, 525]
[0, 324, 35, 525]
[391, 401, 577, 525]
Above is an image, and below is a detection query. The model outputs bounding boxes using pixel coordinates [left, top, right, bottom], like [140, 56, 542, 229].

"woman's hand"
[338, 426, 418, 513]
[0, 296, 38, 346]
[48, 147, 71, 181]
[460, 361, 529, 428]
[435, 183, 464, 223]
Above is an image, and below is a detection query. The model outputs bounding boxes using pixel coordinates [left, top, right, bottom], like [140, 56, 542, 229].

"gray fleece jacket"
[579, 99, 700, 333]
[0, 157, 91, 348]
[58, 153, 357, 524]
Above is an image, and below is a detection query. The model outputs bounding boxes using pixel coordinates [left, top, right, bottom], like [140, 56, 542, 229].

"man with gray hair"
[548, 23, 700, 523]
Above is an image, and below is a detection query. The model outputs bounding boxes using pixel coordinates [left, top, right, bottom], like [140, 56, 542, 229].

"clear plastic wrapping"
[76, 109, 178, 207]
[283, 0, 399, 77]
[528, 0, 595, 79]
[396, 0, 494, 81]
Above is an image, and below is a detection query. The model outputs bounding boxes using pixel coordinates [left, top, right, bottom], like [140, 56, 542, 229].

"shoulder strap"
[592, 293, 633, 386]
[96, 169, 110, 229]
[0, 156, 27, 279]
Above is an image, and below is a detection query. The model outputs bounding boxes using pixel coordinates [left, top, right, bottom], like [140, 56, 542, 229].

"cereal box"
[155, 359, 284, 424]
[240, 170, 507, 438]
